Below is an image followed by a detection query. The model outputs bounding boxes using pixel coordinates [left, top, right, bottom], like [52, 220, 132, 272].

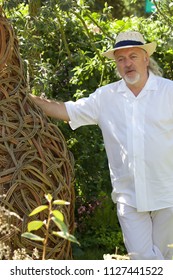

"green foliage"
[22, 193, 79, 260]
[150, 0, 173, 79]
[73, 193, 126, 259]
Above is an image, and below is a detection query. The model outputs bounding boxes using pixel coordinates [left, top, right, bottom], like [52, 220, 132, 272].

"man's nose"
[124, 58, 132, 67]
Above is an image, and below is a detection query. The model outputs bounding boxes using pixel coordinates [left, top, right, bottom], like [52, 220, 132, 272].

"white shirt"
[65, 72, 173, 212]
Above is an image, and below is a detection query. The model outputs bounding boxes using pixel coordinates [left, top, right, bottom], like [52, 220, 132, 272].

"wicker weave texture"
[0, 8, 75, 259]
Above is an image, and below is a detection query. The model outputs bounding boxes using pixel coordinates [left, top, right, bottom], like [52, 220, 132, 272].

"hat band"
[114, 40, 144, 48]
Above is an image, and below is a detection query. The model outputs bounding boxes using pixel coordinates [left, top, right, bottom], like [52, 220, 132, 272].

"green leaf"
[28, 220, 44, 232]
[29, 205, 48, 216]
[51, 216, 68, 232]
[52, 231, 80, 245]
[53, 200, 70, 205]
[52, 210, 64, 221]
[45, 193, 52, 202]
[21, 232, 44, 242]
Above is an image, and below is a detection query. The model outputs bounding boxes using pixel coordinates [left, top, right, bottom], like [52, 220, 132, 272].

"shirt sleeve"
[65, 91, 100, 130]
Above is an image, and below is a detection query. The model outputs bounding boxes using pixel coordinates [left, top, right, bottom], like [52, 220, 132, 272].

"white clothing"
[117, 203, 173, 260]
[65, 72, 173, 212]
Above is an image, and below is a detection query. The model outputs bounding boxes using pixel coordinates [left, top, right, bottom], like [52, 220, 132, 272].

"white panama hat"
[102, 31, 157, 59]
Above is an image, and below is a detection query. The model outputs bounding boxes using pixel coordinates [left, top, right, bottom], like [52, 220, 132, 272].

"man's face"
[114, 47, 149, 86]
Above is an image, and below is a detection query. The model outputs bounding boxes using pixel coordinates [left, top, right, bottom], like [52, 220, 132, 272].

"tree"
[86, 0, 147, 18]
[151, 0, 173, 79]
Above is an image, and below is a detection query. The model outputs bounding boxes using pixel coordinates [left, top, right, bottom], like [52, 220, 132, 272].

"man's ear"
[144, 54, 150, 65]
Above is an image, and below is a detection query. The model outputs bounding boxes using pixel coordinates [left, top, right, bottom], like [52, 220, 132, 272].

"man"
[30, 31, 173, 260]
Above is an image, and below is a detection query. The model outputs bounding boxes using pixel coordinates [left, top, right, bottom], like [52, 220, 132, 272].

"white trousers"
[117, 203, 173, 260]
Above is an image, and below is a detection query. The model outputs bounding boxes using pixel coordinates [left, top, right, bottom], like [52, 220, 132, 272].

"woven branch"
[0, 8, 75, 259]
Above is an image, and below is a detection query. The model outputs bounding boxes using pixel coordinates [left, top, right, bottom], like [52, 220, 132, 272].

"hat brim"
[102, 42, 157, 60]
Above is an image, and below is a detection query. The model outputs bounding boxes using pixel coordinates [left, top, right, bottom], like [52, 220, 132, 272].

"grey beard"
[124, 73, 140, 85]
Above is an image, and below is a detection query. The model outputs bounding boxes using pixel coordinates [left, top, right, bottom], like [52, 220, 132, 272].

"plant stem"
[42, 200, 52, 260]
[72, 10, 105, 63]
[56, 13, 73, 63]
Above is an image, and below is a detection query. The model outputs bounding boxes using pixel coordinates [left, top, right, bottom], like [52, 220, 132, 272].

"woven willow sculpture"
[0, 9, 75, 259]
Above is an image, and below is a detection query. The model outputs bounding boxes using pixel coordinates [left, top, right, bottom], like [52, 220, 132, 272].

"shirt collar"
[117, 71, 158, 95]
[144, 71, 158, 91]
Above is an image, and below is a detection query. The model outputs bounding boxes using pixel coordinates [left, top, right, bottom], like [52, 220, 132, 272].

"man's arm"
[29, 94, 70, 122]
